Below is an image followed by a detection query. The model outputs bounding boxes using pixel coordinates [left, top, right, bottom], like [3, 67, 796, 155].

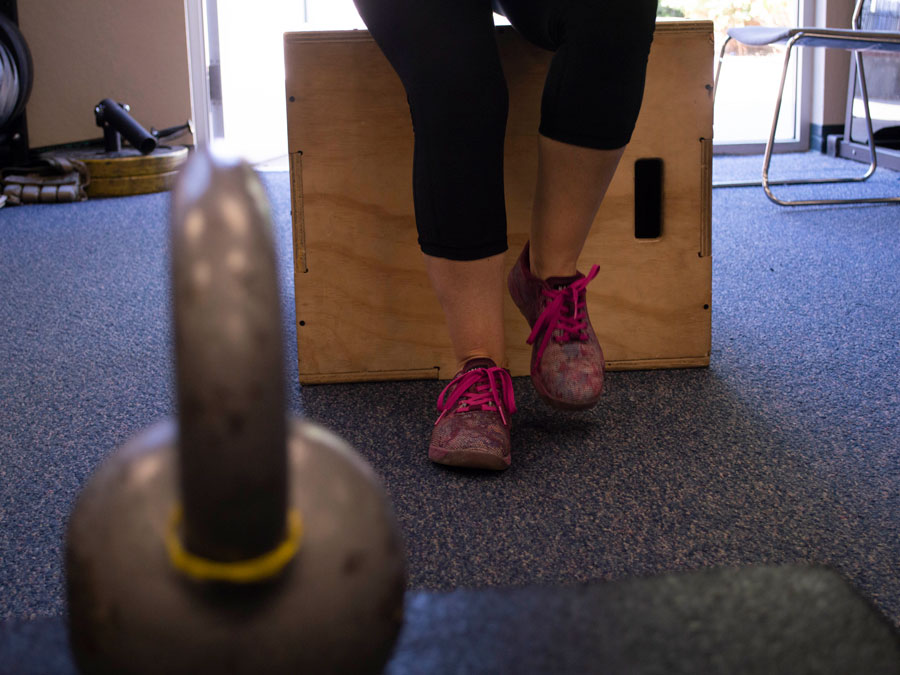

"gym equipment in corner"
[35, 99, 193, 199]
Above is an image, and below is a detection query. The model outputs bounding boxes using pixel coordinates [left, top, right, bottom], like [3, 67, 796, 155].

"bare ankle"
[528, 247, 578, 280]
[457, 352, 505, 372]
[530, 257, 577, 281]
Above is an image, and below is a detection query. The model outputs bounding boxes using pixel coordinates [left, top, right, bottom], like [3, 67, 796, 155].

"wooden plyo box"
[284, 20, 713, 384]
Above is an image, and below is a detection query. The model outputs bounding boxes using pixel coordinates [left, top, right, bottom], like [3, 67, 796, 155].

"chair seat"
[728, 25, 900, 52]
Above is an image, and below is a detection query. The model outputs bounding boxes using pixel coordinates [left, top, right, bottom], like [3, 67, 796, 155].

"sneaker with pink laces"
[507, 240, 605, 410]
[428, 357, 517, 470]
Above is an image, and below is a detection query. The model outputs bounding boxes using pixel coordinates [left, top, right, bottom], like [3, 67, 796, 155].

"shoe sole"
[532, 372, 603, 411]
[536, 390, 602, 411]
[429, 446, 510, 471]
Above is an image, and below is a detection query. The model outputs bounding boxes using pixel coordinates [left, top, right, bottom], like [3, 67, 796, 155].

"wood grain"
[285, 21, 714, 383]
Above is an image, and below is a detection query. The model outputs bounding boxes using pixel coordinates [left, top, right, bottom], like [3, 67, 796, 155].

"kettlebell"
[65, 146, 407, 674]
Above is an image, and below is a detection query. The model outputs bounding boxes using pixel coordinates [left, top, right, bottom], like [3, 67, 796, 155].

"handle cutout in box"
[634, 158, 663, 239]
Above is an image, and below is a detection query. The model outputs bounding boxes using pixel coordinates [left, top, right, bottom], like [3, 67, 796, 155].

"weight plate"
[88, 169, 181, 198]
[49, 145, 189, 179]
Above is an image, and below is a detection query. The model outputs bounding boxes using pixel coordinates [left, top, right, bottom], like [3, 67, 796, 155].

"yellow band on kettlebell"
[165, 505, 303, 584]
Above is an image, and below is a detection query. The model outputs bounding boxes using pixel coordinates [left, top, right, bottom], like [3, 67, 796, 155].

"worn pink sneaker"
[507, 241, 605, 410]
[428, 357, 517, 470]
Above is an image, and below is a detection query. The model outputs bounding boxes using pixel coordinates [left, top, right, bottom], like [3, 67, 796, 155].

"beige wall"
[812, 0, 854, 126]
[18, 0, 194, 149]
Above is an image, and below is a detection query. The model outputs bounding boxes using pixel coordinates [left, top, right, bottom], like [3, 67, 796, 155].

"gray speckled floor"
[1, 152, 898, 640]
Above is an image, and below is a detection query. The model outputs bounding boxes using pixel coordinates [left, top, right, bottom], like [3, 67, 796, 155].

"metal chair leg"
[760, 38, 897, 206]
[712, 35, 732, 105]
[713, 34, 900, 205]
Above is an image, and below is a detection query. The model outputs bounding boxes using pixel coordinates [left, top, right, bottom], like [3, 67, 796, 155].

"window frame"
[713, 0, 817, 155]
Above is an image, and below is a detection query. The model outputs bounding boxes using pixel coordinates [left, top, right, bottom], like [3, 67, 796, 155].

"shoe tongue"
[545, 274, 581, 290]
[463, 357, 497, 373]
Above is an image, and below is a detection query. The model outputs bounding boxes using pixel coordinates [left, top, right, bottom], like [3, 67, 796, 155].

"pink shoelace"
[527, 265, 601, 365]
[435, 366, 517, 427]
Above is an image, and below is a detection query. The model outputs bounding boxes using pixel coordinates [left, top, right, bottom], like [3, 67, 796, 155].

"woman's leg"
[423, 251, 508, 373]
[497, 0, 659, 279]
[529, 140, 625, 279]
[352, 0, 510, 372]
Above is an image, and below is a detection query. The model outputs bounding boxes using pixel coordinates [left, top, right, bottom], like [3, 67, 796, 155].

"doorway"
[660, 0, 814, 153]
[187, 0, 814, 166]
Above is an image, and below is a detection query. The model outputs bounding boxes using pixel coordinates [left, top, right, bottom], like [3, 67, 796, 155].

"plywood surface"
[285, 21, 714, 383]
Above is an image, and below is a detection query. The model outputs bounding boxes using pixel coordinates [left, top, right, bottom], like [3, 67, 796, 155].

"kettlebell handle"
[169, 146, 290, 566]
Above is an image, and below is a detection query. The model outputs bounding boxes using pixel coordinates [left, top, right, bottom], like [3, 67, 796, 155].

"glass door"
[184, 0, 367, 169]
[185, 0, 815, 164]
[846, 0, 900, 150]
[661, 0, 814, 153]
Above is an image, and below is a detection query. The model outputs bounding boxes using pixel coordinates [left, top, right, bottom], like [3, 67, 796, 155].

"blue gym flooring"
[1, 152, 898, 668]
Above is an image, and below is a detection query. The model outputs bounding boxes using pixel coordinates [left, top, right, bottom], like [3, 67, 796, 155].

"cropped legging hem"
[538, 124, 635, 152]
[419, 238, 509, 261]
[352, 0, 658, 261]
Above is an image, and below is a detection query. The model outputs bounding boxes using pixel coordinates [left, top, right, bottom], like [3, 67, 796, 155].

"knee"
[406, 67, 509, 134]
[537, 1, 658, 149]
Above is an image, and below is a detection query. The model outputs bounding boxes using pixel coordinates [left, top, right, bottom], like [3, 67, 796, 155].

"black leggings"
[351, 0, 659, 261]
